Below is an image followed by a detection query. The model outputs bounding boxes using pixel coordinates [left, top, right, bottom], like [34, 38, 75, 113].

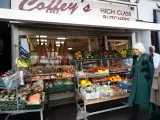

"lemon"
[80, 80, 86, 86]
[86, 81, 92, 86]
[85, 78, 89, 81]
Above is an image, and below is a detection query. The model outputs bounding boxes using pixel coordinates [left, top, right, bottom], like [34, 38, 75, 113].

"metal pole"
[16, 79, 19, 111]
[40, 110, 43, 120]
[14, 45, 19, 111]
[5, 114, 10, 120]
[84, 102, 87, 120]
[76, 94, 79, 111]
[87, 104, 129, 116]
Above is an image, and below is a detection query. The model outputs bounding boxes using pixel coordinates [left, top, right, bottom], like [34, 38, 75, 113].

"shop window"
[18, 35, 132, 74]
[0, 0, 10, 9]
[105, 39, 132, 66]
[153, 10, 160, 53]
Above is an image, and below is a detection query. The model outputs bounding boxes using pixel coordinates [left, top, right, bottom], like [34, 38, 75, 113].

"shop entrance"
[16, 24, 133, 109]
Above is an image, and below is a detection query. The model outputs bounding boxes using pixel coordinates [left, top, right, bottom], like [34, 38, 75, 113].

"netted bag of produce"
[98, 85, 113, 99]
[80, 86, 100, 100]
[0, 72, 20, 90]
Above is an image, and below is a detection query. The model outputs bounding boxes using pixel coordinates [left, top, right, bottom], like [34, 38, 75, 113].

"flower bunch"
[75, 51, 82, 58]
[126, 49, 133, 57]
[117, 48, 127, 58]
[101, 50, 109, 57]
[83, 50, 91, 58]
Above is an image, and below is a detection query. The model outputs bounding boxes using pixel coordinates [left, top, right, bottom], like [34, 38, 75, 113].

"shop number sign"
[11, 0, 136, 21]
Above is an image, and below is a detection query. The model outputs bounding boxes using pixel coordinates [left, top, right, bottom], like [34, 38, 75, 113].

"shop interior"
[20, 35, 132, 67]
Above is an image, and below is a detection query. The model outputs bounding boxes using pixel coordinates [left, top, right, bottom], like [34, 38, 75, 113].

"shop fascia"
[11, 0, 137, 21]
[0, 0, 159, 31]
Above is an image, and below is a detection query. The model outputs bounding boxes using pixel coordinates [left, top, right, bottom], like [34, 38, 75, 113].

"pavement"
[0, 100, 150, 120]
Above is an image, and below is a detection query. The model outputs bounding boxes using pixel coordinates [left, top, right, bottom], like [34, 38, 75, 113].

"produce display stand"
[73, 58, 131, 120]
[30, 66, 75, 109]
[0, 45, 44, 120]
[0, 73, 45, 120]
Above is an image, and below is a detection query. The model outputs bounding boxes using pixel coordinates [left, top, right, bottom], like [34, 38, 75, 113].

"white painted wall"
[138, 0, 158, 22]
[136, 31, 151, 53]
[131, 0, 159, 22]
[130, 0, 158, 52]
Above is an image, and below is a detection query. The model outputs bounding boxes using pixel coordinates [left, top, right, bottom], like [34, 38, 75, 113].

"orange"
[116, 75, 120, 78]
[114, 78, 118, 82]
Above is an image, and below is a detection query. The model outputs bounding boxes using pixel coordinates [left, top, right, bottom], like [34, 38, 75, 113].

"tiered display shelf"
[74, 57, 132, 120]
[30, 65, 75, 108]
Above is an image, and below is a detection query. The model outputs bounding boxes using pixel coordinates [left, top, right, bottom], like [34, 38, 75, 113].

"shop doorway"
[0, 22, 11, 75]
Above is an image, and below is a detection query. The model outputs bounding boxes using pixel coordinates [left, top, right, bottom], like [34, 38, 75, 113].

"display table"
[76, 92, 129, 120]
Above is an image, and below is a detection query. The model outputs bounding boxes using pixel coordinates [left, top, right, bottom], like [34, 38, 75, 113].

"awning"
[0, 8, 160, 31]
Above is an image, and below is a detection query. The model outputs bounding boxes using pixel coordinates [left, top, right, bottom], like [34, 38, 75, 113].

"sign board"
[11, 0, 137, 21]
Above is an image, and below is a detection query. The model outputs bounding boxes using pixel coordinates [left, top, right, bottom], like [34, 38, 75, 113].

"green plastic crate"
[0, 101, 26, 111]
[46, 84, 75, 94]
[26, 104, 42, 109]
[26, 92, 45, 110]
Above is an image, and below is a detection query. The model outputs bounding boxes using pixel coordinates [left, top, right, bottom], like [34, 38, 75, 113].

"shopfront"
[9, 0, 140, 66]
[0, 0, 160, 120]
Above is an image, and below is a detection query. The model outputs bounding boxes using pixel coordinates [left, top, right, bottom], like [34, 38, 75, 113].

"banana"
[15, 58, 19, 65]
[18, 59, 28, 68]
[15, 57, 31, 68]
[17, 63, 21, 68]
[17, 59, 23, 67]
